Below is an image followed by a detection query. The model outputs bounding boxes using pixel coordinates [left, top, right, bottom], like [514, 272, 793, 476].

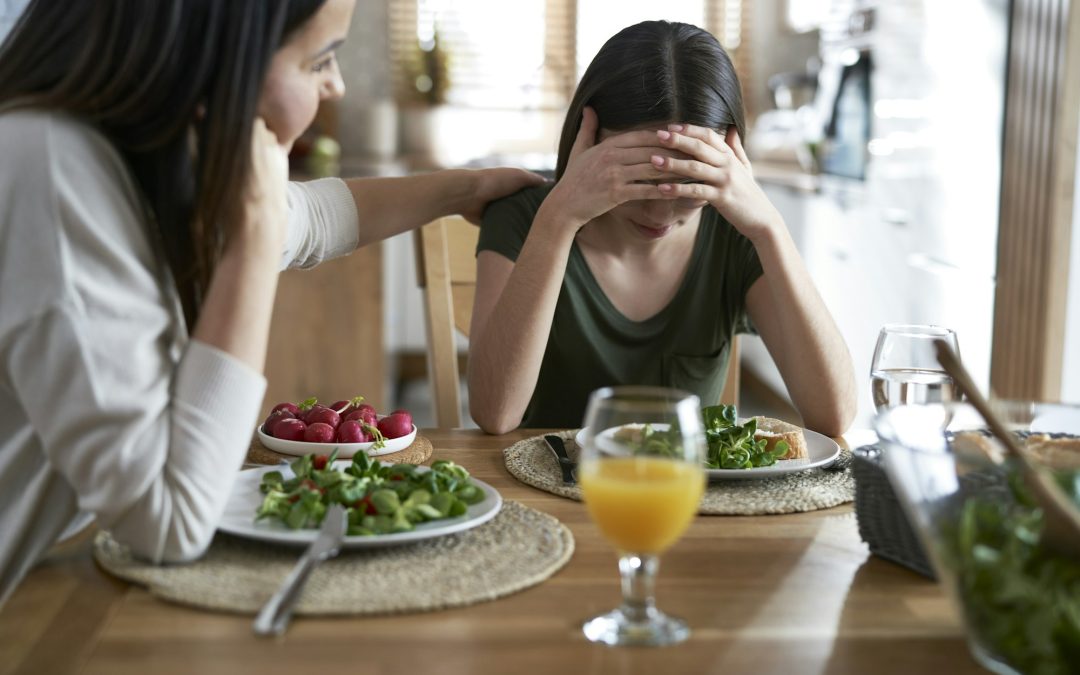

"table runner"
[504, 431, 854, 515]
[93, 500, 573, 615]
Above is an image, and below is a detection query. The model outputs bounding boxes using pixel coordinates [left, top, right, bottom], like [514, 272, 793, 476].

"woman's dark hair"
[555, 21, 745, 180]
[0, 0, 327, 324]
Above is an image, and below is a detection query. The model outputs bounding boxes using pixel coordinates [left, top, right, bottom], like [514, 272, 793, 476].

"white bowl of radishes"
[256, 397, 417, 458]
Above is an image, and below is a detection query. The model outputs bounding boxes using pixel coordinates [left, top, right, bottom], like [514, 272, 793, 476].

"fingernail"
[658, 183, 673, 192]
[668, 124, 684, 132]
[651, 155, 665, 166]
[656, 130, 671, 140]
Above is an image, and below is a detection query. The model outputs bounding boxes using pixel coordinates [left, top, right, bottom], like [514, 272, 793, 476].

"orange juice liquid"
[579, 456, 705, 554]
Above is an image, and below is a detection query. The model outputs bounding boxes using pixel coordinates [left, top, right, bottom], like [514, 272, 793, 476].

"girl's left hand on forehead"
[651, 123, 782, 241]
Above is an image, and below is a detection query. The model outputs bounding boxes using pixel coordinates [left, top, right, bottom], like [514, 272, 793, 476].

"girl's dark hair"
[556, 20, 745, 180]
[0, 0, 327, 324]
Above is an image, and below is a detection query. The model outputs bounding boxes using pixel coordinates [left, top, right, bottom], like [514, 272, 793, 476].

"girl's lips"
[633, 221, 675, 239]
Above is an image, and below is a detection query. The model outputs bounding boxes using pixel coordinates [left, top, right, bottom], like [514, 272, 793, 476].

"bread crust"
[1024, 434, 1080, 471]
[751, 416, 808, 460]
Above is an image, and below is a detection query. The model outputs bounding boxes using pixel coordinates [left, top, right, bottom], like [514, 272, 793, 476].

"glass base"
[582, 607, 690, 647]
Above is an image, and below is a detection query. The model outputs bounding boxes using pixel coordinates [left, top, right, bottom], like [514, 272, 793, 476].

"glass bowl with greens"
[875, 401, 1080, 675]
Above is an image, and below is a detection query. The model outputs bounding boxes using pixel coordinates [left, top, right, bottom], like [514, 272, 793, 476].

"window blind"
[389, 0, 748, 111]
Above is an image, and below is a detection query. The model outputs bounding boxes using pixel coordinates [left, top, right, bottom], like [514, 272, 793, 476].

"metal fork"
[253, 503, 347, 636]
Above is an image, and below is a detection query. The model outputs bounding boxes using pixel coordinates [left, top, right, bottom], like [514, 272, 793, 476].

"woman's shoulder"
[0, 108, 129, 182]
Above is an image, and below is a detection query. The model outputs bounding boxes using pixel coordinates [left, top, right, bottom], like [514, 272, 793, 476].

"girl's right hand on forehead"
[239, 117, 290, 250]
[545, 107, 678, 230]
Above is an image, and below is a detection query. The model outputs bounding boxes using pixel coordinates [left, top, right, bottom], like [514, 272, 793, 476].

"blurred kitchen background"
[270, 0, 1080, 429]
[4, 0, 1076, 429]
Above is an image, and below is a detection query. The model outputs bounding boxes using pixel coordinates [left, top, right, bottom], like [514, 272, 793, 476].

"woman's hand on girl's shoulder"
[458, 167, 547, 225]
[651, 124, 784, 243]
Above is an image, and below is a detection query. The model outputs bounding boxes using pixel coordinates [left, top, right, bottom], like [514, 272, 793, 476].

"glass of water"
[870, 324, 960, 412]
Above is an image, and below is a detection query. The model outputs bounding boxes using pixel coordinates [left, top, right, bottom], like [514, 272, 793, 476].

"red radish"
[333, 396, 367, 417]
[355, 403, 376, 417]
[337, 420, 371, 443]
[390, 409, 413, 426]
[261, 409, 295, 433]
[377, 413, 412, 440]
[344, 409, 377, 426]
[272, 418, 307, 441]
[272, 402, 300, 416]
[304, 422, 335, 443]
[312, 455, 329, 470]
[306, 406, 341, 429]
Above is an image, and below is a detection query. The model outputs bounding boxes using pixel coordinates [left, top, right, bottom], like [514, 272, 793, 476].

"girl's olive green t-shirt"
[477, 184, 763, 429]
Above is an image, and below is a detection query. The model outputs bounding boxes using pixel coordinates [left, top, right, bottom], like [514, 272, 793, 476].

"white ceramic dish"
[256, 422, 417, 458]
[574, 424, 841, 480]
[218, 460, 502, 548]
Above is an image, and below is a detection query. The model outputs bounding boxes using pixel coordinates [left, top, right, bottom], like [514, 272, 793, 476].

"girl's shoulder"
[482, 182, 553, 224]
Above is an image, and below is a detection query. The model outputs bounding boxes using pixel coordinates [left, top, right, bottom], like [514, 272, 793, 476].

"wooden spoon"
[935, 339, 1080, 560]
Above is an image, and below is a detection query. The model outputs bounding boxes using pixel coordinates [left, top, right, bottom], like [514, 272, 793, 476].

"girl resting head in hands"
[468, 20, 856, 436]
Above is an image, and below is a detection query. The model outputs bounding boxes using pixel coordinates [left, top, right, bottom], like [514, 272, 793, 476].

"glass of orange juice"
[578, 386, 706, 646]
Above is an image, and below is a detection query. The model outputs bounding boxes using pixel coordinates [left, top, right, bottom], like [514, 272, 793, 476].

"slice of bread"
[1024, 434, 1080, 471]
[751, 416, 808, 460]
[952, 432, 1080, 470]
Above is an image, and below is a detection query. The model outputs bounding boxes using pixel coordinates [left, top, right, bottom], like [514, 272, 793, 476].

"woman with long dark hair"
[468, 21, 856, 434]
[0, 0, 541, 604]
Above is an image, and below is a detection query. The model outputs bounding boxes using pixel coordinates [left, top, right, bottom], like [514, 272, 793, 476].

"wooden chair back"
[414, 216, 478, 428]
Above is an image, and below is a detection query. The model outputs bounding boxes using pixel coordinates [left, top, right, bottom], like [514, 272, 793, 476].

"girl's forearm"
[749, 226, 857, 435]
[468, 215, 577, 434]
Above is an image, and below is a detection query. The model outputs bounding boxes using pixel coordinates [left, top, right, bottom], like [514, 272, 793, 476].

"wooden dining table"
[0, 429, 985, 675]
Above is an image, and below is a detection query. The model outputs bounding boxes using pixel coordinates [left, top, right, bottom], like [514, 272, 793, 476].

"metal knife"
[543, 434, 578, 486]
[253, 503, 347, 636]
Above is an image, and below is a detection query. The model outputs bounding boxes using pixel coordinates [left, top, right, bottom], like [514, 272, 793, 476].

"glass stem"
[618, 553, 659, 622]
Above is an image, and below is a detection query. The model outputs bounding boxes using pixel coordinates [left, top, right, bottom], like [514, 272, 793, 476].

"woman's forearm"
[344, 168, 544, 247]
[748, 226, 857, 435]
[192, 232, 282, 373]
[344, 171, 473, 246]
[468, 212, 577, 434]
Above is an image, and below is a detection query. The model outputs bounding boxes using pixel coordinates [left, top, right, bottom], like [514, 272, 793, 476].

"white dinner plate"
[256, 422, 417, 458]
[218, 460, 503, 548]
[574, 424, 841, 481]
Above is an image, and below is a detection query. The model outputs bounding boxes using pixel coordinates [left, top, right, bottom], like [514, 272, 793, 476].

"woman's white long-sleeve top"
[0, 110, 360, 605]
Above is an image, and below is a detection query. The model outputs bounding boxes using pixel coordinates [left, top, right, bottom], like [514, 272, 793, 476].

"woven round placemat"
[504, 431, 854, 515]
[245, 434, 433, 467]
[92, 500, 573, 615]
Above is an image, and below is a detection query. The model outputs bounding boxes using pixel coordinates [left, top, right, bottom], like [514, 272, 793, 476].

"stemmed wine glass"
[870, 324, 961, 412]
[577, 386, 706, 646]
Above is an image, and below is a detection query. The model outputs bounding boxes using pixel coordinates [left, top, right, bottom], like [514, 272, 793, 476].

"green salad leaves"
[940, 468, 1080, 674]
[613, 405, 790, 470]
[255, 451, 486, 536]
[702, 405, 790, 470]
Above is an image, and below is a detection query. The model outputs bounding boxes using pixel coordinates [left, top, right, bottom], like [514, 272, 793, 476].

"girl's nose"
[641, 198, 676, 222]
